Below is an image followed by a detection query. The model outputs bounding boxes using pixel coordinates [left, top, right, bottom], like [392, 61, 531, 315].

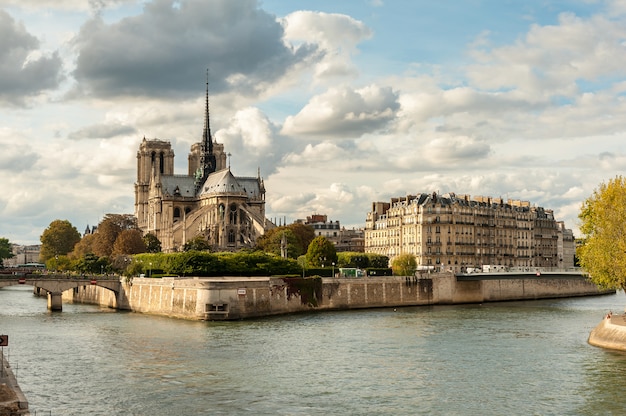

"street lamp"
[149, 262, 152, 278]
[332, 262, 335, 278]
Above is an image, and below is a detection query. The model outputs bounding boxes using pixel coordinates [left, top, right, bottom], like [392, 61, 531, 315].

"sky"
[2, 0, 626, 245]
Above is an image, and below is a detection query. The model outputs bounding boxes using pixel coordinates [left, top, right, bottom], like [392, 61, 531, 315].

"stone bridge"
[0, 274, 122, 311]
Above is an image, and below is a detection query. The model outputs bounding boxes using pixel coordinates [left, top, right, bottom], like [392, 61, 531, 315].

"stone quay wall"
[63, 272, 611, 321]
[0, 350, 29, 416]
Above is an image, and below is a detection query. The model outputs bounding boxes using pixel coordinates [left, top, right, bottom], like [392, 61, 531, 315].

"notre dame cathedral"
[134, 79, 272, 252]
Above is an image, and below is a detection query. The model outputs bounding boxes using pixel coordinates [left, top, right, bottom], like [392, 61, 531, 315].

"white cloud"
[282, 84, 399, 137]
[282, 10, 372, 81]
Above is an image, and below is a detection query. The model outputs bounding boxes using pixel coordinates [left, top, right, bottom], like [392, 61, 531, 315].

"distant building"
[296, 214, 364, 252]
[134, 78, 273, 252]
[3, 244, 41, 267]
[365, 192, 575, 272]
[556, 221, 576, 269]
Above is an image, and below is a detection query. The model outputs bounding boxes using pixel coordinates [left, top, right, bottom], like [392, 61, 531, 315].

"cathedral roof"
[160, 175, 196, 197]
[200, 168, 246, 196]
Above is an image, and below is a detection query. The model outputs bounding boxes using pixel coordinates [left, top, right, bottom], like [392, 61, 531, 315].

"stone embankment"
[0, 350, 29, 416]
[62, 271, 612, 321]
[588, 313, 626, 352]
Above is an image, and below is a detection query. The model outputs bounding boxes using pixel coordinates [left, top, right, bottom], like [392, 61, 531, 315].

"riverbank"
[588, 313, 626, 352]
[0, 350, 29, 416]
[62, 271, 613, 320]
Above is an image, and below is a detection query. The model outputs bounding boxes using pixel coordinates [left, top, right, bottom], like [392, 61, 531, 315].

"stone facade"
[365, 192, 575, 273]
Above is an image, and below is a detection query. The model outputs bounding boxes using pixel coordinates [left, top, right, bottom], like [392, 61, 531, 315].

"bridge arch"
[0, 275, 122, 311]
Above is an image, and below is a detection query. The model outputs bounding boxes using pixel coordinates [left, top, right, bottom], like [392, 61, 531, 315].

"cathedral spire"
[198, 69, 217, 189]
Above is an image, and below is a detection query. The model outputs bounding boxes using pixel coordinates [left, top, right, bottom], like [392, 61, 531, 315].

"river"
[1, 285, 626, 415]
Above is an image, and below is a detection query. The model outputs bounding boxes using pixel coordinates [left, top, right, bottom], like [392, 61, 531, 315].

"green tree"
[337, 252, 370, 268]
[40, 219, 82, 262]
[305, 236, 338, 267]
[0, 237, 14, 262]
[75, 253, 110, 274]
[391, 253, 417, 276]
[256, 229, 301, 258]
[183, 235, 212, 252]
[578, 176, 626, 290]
[256, 223, 315, 258]
[366, 253, 390, 268]
[143, 233, 162, 253]
[288, 223, 315, 255]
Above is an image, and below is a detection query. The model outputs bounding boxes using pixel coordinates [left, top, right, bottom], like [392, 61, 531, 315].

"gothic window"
[229, 203, 237, 224]
[228, 229, 235, 244]
[174, 207, 181, 220]
[159, 152, 164, 174]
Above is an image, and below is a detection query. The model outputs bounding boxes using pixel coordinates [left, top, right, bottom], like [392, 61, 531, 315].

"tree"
[391, 253, 417, 276]
[40, 219, 82, 261]
[143, 233, 162, 253]
[45, 254, 72, 272]
[578, 176, 626, 290]
[256, 223, 315, 258]
[0, 238, 14, 262]
[183, 235, 212, 252]
[305, 236, 338, 267]
[93, 214, 138, 257]
[366, 253, 390, 268]
[288, 223, 315, 255]
[69, 234, 96, 260]
[255, 229, 301, 258]
[337, 252, 370, 268]
[113, 229, 146, 255]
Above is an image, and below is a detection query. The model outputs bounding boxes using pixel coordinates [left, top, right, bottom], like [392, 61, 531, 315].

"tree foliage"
[45, 254, 72, 272]
[367, 253, 390, 268]
[69, 234, 96, 260]
[337, 252, 370, 268]
[143, 233, 162, 253]
[305, 236, 338, 267]
[183, 235, 211, 252]
[93, 214, 137, 257]
[130, 251, 300, 277]
[40, 219, 82, 261]
[391, 253, 417, 276]
[112, 229, 146, 255]
[75, 253, 110, 274]
[256, 223, 315, 258]
[0, 237, 14, 261]
[578, 176, 626, 290]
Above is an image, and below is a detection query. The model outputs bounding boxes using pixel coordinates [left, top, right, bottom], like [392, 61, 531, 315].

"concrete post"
[47, 292, 62, 311]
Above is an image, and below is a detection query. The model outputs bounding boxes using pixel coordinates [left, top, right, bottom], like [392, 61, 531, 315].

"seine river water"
[2, 285, 626, 415]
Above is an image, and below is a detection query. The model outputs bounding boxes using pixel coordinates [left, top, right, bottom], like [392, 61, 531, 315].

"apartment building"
[365, 192, 573, 273]
[297, 214, 365, 252]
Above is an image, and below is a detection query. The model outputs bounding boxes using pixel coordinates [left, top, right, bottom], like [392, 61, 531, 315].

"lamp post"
[332, 262, 335, 278]
[149, 262, 152, 278]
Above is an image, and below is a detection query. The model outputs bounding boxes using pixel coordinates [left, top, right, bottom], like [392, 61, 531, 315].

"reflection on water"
[1, 285, 625, 415]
